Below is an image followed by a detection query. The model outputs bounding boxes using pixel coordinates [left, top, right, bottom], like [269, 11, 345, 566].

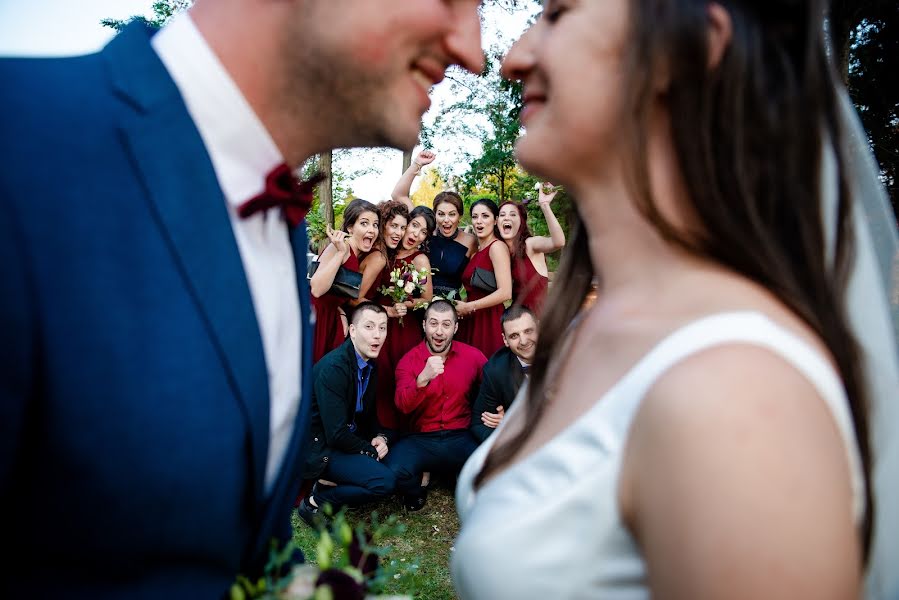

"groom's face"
[284, 0, 484, 151]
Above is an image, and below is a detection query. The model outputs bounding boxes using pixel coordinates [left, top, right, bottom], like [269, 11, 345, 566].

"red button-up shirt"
[395, 341, 487, 433]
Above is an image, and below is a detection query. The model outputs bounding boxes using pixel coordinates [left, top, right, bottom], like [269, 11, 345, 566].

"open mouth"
[405, 235, 417, 247]
[389, 236, 401, 247]
[501, 222, 514, 235]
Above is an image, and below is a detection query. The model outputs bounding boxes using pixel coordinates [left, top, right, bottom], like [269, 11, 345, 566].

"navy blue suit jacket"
[0, 24, 312, 598]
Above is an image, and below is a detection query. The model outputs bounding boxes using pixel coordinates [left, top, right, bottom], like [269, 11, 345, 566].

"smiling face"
[384, 215, 408, 250]
[349, 307, 389, 360]
[502, 312, 538, 363]
[282, 0, 485, 151]
[498, 203, 523, 240]
[435, 201, 462, 237]
[470, 203, 498, 241]
[402, 215, 429, 250]
[500, 0, 630, 183]
[423, 306, 458, 356]
[348, 210, 380, 253]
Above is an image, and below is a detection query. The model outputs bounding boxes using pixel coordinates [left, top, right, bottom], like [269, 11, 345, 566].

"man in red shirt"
[387, 299, 487, 510]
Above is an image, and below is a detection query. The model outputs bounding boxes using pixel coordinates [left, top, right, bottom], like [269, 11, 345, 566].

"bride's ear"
[706, 3, 733, 71]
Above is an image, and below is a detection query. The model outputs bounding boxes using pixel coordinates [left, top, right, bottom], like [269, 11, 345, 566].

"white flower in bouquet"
[403, 281, 415, 294]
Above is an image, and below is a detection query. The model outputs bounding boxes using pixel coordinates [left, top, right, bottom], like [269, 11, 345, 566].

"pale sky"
[0, 0, 537, 201]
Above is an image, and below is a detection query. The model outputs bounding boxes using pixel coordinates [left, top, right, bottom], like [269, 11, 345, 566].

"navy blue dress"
[429, 233, 470, 298]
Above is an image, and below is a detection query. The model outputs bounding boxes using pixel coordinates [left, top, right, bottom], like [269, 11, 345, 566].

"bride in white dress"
[452, 0, 898, 598]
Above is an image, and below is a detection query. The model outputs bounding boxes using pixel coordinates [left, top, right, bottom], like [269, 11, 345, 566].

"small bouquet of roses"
[231, 509, 415, 600]
[378, 264, 431, 325]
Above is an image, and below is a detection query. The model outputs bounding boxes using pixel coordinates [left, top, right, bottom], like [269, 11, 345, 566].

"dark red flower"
[315, 568, 365, 600]
[348, 533, 379, 577]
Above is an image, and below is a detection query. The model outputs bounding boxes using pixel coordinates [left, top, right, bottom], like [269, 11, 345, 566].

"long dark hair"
[498, 201, 531, 260]
[470, 198, 501, 240]
[409, 205, 437, 254]
[377, 200, 410, 261]
[476, 0, 872, 557]
[341, 198, 379, 234]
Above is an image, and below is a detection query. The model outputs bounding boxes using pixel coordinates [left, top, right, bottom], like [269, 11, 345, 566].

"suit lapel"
[104, 24, 270, 501]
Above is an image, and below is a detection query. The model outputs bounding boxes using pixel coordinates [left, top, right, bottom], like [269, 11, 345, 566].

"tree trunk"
[402, 150, 413, 174]
[320, 151, 334, 228]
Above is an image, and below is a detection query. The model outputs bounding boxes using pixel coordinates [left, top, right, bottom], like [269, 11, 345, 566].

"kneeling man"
[470, 305, 537, 443]
[387, 300, 486, 510]
[298, 302, 395, 525]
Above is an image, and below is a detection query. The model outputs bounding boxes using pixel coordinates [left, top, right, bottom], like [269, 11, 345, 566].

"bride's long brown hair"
[475, 0, 872, 558]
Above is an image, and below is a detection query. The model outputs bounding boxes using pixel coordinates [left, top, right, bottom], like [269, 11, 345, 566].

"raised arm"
[309, 227, 350, 298]
[395, 353, 443, 414]
[391, 150, 436, 210]
[528, 183, 566, 254]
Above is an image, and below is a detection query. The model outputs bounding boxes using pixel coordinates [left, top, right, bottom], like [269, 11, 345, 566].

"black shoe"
[297, 496, 321, 528]
[402, 487, 428, 512]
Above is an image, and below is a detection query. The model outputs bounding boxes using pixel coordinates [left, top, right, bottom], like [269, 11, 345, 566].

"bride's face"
[501, 0, 631, 185]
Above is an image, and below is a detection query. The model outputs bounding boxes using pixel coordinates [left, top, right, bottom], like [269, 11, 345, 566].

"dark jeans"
[384, 429, 479, 495]
[314, 451, 396, 510]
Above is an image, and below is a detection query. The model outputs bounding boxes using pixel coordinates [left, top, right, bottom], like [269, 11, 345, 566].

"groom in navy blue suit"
[0, 0, 483, 597]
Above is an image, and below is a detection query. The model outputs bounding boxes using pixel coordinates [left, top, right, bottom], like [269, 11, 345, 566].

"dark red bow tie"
[237, 163, 325, 228]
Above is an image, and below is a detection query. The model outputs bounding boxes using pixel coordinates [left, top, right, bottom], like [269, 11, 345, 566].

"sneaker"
[402, 487, 428, 512]
[297, 495, 320, 528]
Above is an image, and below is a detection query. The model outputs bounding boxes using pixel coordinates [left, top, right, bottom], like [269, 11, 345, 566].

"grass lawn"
[291, 483, 461, 600]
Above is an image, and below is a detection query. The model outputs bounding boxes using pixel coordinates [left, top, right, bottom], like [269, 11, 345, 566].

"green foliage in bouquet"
[231, 508, 417, 600]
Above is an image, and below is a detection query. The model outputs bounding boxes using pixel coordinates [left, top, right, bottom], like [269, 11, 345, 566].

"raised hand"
[326, 224, 348, 254]
[536, 182, 558, 206]
[420, 355, 445, 382]
[414, 150, 436, 167]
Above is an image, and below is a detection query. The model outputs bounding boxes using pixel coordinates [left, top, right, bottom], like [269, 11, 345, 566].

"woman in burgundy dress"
[371, 206, 437, 430]
[455, 199, 512, 358]
[498, 183, 566, 315]
[360, 200, 408, 429]
[310, 198, 379, 363]
[391, 150, 477, 297]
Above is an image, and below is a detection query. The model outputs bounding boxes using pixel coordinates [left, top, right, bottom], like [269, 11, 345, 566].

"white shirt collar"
[151, 13, 284, 208]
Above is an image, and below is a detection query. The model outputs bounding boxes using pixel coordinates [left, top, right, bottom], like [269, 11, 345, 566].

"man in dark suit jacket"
[299, 303, 395, 525]
[471, 305, 538, 442]
[0, 1, 484, 596]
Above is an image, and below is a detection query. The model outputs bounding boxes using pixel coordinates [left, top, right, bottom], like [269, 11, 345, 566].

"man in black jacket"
[298, 302, 394, 525]
[470, 305, 538, 443]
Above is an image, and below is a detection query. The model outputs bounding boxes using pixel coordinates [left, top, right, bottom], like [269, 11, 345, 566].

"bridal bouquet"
[231, 509, 414, 600]
[378, 263, 431, 325]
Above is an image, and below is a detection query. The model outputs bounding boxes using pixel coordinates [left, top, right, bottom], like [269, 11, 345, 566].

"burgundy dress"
[372, 251, 425, 431]
[311, 248, 359, 364]
[457, 240, 505, 358]
[511, 253, 549, 315]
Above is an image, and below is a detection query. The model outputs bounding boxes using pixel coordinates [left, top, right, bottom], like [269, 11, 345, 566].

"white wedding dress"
[452, 312, 865, 599]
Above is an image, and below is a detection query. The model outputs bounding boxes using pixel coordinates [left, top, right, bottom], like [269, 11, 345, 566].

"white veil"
[828, 90, 899, 600]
